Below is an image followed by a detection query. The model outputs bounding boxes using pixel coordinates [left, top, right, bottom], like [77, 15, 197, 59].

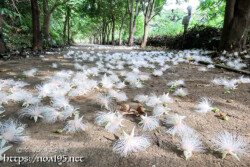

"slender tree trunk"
[0, 7, 7, 53]
[43, 13, 51, 46]
[102, 18, 106, 45]
[130, 18, 137, 45]
[128, 0, 140, 46]
[67, 12, 71, 45]
[141, 0, 157, 48]
[141, 22, 149, 48]
[119, 29, 123, 46]
[119, 14, 125, 46]
[31, 0, 43, 51]
[106, 24, 109, 45]
[104, 23, 108, 44]
[63, 7, 69, 46]
[220, 0, 250, 51]
[128, 12, 134, 46]
[98, 30, 101, 45]
[93, 34, 96, 44]
[112, 16, 115, 45]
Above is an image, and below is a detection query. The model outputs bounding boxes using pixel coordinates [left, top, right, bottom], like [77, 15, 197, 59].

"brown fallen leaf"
[137, 105, 145, 115]
[120, 104, 130, 112]
[122, 108, 140, 117]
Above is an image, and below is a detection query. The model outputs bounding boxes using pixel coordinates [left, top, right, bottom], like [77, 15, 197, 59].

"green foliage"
[150, 9, 184, 36]
[198, 0, 225, 28]
[0, 0, 228, 49]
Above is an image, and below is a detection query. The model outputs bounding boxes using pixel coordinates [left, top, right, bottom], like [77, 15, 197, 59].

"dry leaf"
[136, 105, 145, 115]
[120, 104, 130, 112]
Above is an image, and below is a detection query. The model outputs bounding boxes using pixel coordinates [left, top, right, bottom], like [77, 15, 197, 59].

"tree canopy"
[0, 0, 249, 52]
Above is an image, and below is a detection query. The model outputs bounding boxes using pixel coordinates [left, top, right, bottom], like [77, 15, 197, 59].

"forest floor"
[0, 44, 249, 167]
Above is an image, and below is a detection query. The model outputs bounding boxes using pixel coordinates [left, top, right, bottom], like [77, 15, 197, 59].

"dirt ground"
[0, 44, 249, 167]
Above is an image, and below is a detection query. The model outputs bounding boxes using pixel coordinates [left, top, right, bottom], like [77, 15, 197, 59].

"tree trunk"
[31, 0, 43, 51]
[0, 8, 7, 53]
[43, 13, 51, 46]
[63, 7, 69, 46]
[112, 17, 115, 45]
[107, 24, 111, 45]
[128, 12, 133, 46]
[106, 29, 110, 45]
[119, 14, 125, 46]
[102, 18, 106, 45]
[99, 32, 102, 44]
[130, 19, 137, 46]
[220, 0, 250, 51]
[119, 29, 123, 46]
[128, 0, 140, 46]
[141, 22, 149, 48]
[93, 34, 96, 44]
[67, 12, 71, 45]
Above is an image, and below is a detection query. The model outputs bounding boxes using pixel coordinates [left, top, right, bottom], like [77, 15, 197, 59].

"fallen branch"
[198, 61, 250, 76]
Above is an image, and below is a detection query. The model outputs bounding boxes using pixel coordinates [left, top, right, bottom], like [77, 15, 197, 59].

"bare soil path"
[0, 44, 249, 167]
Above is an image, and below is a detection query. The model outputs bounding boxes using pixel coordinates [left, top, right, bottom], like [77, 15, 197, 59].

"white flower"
[207, 64, 215, 68]
[52, 63, 58, 68]
[198, 67, 207, 71]
[108, 89, 118, 98]
[23, 68, 38, 77]
[179, 132, 204, 160]
[7, 89, 30, 102]
[62, 105, 79, 118]
[19, 105, 47, 122]
[95, 111, 124, 133]
[0, 145, 12, 161]
[211, 77, 224, 85]
[36, 84, 52, 98]
[129, 81, 144, 88]
[224, 79, 238, 90]
[43, 107, 67, 123]
[195, 97, 213, 114]
[153, 105, 171, 116]
[134, 94, 148, 104]
[211, 131, 247, 161]
[110, 74, 120, 83]
[63, 114, 88, 133]
[113, 127, 150, 156]
[95, 111, 115, 125]
[238, 76, 250, 84]
[139, 114, 159, 131]
[164, 114, 191, 136]
[100, 74, 113, 89]
[115, 82, 126, 89]
[0, 92, 8, 105]
[116, 92, 128, 102]
[0, 119, 28, 147]
[22, 94, 41, 107]
[96, 93, 113, 109]
[12, 82, 29, 90]
[211, 77, 238, 90]
[125, 72, 139, 84]
[139, 74, 150, 81]
[152, 70, 163, 76]
[51, 96, 70, 109]
[54, 70, 74, 79]
[167, 79, 185, 87]
[159, 93, 173, 104]
[173, 88, 189, 97]
[146, 94, 162, 107]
